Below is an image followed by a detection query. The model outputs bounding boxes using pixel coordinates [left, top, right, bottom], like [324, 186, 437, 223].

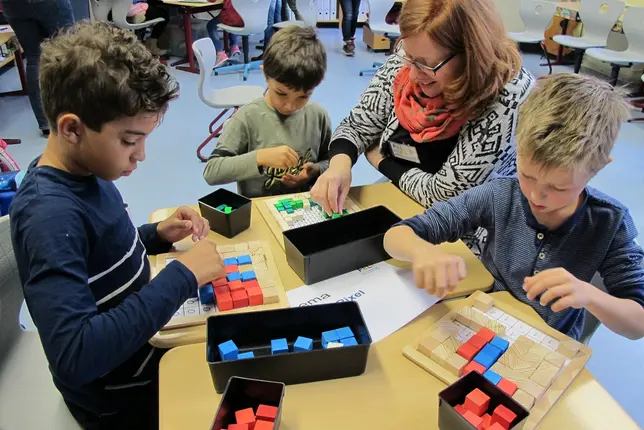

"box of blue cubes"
[206, 301, 372, 393]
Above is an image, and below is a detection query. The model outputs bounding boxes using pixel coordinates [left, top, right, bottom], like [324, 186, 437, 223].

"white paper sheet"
[287, 262, 440, 342]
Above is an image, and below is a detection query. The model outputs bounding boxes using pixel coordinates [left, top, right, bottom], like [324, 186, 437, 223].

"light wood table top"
[159, 291, 638, 430]
[148, 183, 493, 348]
[160, 0, 222, 8]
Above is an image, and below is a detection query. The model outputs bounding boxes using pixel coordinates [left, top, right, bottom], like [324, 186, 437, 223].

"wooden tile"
[512, 389, 535, 410]
[455, 307, 481, 330]
[445, 353, 469, 376]
[442, 336, 460, 355]
[238, 264, 253, 272]
[544, 350, 566, 368]
[513, 336, 536, 356]
[234, 243, 249, 252]
[498, 348, 521, 369]
[250, 247, 265, 256]
[512, 356, 540, 374]
[418, 336, 441, 358]
[217, 245, 236, 253]
[253, 262, 269, 275]
[430, 342, 453, 365]
[471, 309, 506, 335]
[430, 320, 462, 342]
[222, 252, 238, 260]
[518, 379, 547, 400]
[519, 350, 545, 371]
[531, 360, 560, 388]
[528, 343, 550, 360]
[247, 241, 263, 250]
[557, 339, 582, 359]
[473, 294, 494, 312]
[490, 362, 512, 378]
[252, 254, 267, 264]
[261, 287, 280, 304]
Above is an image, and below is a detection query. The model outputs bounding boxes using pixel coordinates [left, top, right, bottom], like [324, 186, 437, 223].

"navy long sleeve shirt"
[398, 177, 644, 340]
[9, 161, 198, 416]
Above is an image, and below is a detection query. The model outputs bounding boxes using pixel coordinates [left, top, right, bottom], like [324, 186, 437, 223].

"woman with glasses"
[312, 0, 535, 232]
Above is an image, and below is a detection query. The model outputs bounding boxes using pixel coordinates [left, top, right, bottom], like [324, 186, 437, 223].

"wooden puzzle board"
[402, 291, 592, 430]
[153, 241, 288, 331]
[257, 191, 362, 250]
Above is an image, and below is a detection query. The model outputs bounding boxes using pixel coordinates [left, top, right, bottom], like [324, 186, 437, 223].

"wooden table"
[159, 0, 223, 74]
[0, 31, 27, 97]
[158, 291, 639, 430]
[148, 183, 494, 348]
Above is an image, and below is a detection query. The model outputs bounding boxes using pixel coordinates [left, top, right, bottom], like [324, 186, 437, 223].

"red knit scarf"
[393, 64, 467, 143]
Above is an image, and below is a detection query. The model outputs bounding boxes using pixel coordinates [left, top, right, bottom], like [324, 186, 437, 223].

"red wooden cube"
[463, 410, 484, 430]
[492, 404, 517, 430]
[477, 327, 496, 343]
[457, 342, 479, 362]
[214, 286, 230, 295]
[482, 413, 492, 429]
[235, 408, 256, 428]
[229, 280, 244, 292]
[212, 278, 228, 287]
[256, 404, 278, 422]
[231, 289, 249, 308]
[469, 333, 488, 350]
[254, 421, 274, 430]
[228, 425, 249, 430]
[247, 287, 264, 306]
[497, 378, 518, 396]
[225, 265, 239, 274]
[464, 388, 490, 416]
[462, 361, 486, 377]
[215, 292, 233, 311]
[488, 424, 506, 430]
[243, 280, 260, 290]
[454, 404, 467, 416]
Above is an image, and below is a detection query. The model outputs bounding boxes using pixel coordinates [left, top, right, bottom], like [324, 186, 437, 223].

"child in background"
[383, 73, 644, 341]
[206, 0, 242, 67]
[9, 21, 225, 429]
[203, 26, 332, 198]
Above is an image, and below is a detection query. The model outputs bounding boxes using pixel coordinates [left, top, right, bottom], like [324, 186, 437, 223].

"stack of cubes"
[199, 255, 265, 311]
[456, 328, 518, 397]
[321, 327, 358, 348]
[216, 204, 234, 214]
[453, 388, 518, 430]
[225, 404, 278, 430]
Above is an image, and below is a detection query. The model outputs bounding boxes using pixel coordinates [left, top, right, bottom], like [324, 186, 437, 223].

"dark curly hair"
[39, 20, 179, 132]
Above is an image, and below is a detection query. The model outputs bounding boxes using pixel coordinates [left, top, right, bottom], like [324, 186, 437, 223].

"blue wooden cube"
[483, 369, 502, 385]
[238, 351, 255, 359]
[223, 257, 238, 266]
[480, 344, 503, 361]
[218, 340, 238, 360]
[199, 284, 214, 305]
[271, 338, 289, 355]
[293, 336, 313, 352]
[226, 272, 241, 282]
[490, 336, 509, 353]
[321, 330, 339, 348]
[237, 255, 252, 265]
[473, 351, 496, 369]
[340, 337, 358, 346]
[335, 326, 354, 340]
[240, 270, 256, 282]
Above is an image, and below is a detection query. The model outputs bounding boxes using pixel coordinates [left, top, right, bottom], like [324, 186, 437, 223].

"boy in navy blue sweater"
[384, 74, 644, 341]
[9, 21, 225, 429]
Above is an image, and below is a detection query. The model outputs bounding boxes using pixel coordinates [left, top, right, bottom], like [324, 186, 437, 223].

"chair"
[507, 0, 558, 74]
[90, 0, 165, 31]
[585, 6, 644, 85]
[214, 0, 272, 81]
[193, 38, 266, 161]
[273, 0, 317, 28]
[359, 0, 400, 77]
[0, 216, 81, 429]
[628, 73, 644, 123]
[552, 0, 625, 73]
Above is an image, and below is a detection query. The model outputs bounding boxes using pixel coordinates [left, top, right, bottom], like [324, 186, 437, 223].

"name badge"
[389, 141, 421, 164]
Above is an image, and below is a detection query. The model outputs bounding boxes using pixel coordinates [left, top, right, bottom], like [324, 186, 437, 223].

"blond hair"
[398, 0, 521, 117]
[517, 73, 631, 175]
[263, 26, 326, 92]
[40, 20, 179, 132]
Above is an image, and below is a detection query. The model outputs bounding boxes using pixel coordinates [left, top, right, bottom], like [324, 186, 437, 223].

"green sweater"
[203, 98, 332, 198]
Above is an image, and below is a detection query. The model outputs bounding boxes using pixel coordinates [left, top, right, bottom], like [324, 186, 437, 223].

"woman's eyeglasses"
[393, 52, 457, 76]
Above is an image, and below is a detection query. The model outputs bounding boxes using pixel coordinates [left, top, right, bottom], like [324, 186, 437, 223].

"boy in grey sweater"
[203, 26, 331, 198]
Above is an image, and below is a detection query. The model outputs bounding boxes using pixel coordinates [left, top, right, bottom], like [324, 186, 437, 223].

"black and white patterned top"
[329, 51, 536, 208]
[398, 177, 644, 340]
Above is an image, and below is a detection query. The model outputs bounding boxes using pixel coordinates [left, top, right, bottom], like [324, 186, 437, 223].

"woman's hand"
[365, 146, 385, 169]
[310, 154, 352, 215]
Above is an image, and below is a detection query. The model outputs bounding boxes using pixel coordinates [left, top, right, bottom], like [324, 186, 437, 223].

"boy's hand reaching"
[157, 206, 210, 243]
[411, 244, 467, 298]
[281, 162, 320, 187]
[257, 146, 299, 170]
[176, 239, 225, 286]
[524, 268, 593, 312]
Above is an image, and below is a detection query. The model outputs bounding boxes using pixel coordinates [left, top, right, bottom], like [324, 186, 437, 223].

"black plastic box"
[283, 205, 401, 284]
[198, 188, 252, 238]
[438, 372, 529, 429]
[206, 302, 372, 393]
[210, 376, 285, 430]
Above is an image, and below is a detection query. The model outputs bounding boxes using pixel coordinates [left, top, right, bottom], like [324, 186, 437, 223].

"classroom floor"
[1, 27, 644, 427]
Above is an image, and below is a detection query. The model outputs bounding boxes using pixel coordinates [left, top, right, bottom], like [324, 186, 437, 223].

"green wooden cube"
[224, 207, 232, 214]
